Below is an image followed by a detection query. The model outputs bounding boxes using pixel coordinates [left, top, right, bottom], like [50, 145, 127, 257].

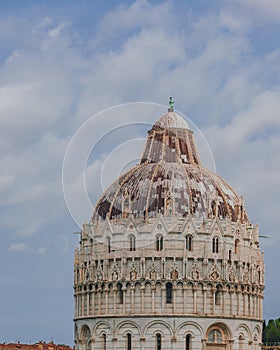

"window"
[186, 334, 191, 350]
[129, 235, 136, 251]
[235, 239, 240, 254]
[156, 333, 161, 350]
[212, 237, 219, 253]
[186, 236, 192, 251]
[106, 237, 111, 253]
[127, 333, 132, 350]
[123, 198, 130, 218]
[156, 235, 163, 251]
[117, 283, 123, 304]
[102, 333, 106, 350]
[166, 282, 172, 303]
[215, 286, 222, 306]
[208, 329, 222, 343]
[228, 249, 232, 261]
[238, 334, 245, 350]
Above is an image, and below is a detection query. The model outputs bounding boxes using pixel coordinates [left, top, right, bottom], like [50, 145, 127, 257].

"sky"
[0, 0, 280, 345]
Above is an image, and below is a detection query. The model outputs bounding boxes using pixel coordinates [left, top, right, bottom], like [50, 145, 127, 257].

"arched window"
[81, 326, 91, 350]
[212, 237, 219, 253]
[186, 236, 192, 251]
[129, 235, 136, 251]
[106, 237, 111, 253]
[102, 333, 107, 350]
[156, 333, 161, 350]
[215, 285, 222, 305]
[208, 329, 222, 343]
[166, 282, 172, 303]
[186, 334, 191, 350]
[117, 283, 123, 304]
[235, 239, 240, 254]
[238, 333, 245, 350]
[228, 249, 232, 261]
[156, 235, 163, 251]
[123, 198, 130, 218]
[127, 333, 132, 350]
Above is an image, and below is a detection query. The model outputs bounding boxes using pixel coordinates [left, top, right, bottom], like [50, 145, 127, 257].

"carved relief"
[111, 262, 120, 281]
[128, 260, 139, 280]
[147, 261, 160, 280]
[227, 264, 236, 282]
[96, 261, 103, 282]
[190, 259, 201, 280]
[209, 261, 220, 282]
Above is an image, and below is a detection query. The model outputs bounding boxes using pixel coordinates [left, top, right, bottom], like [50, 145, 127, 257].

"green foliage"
[263, 319, 280, 343]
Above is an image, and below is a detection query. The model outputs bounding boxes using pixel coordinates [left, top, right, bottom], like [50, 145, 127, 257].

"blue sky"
[1, 0, 280, 345]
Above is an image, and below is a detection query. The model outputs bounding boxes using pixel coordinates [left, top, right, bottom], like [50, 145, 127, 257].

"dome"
[92, 108, 247, 223]
[154, 110, 190, 129]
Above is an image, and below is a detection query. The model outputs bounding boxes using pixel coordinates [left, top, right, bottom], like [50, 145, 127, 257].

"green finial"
[169, 96, 174, 110]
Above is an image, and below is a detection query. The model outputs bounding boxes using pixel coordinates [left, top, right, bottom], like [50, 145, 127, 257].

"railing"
[262, 343, 280, 349]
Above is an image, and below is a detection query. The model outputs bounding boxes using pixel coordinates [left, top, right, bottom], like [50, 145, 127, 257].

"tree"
[263, 319, 280, 343]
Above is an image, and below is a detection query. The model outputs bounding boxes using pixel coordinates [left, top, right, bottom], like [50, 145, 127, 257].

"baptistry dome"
[93, 108, 248, 223]
[74, 101, 264, 350]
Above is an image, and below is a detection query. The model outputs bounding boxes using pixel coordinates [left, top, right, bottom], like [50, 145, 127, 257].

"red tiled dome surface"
[92, 110, 247, 223]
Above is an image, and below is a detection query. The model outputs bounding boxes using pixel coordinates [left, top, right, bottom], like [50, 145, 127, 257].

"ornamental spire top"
[168, 96, 174, 111]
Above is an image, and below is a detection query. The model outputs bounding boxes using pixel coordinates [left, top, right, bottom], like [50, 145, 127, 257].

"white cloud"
[9, 242, 28, 252]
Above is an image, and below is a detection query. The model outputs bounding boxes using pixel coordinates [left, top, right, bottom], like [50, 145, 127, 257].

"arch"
[212, 237, 219, 253]
[166, 282, 173, 303]
[156, 234, 163, 251]
[238, 333, 245, 350]
[206, 322, 232, 344]
[185, 333, 192, 350]
[93, 320, 111, 336]
[80, 324, 91, 341]
[185, 235, 193, 251]
[126, 332, 132, 350]
[80, 325, 91, 350]
[129, 234, 136, 251]
[117, 282, 123, 304]
[155, 333, 162, 350]
[114, 320, 141, 338]
[176, 321, 203, 350]
[208, 329, 223, 343]
[101, 332, 107, 350]
[144, 320, 173, 338]
[215, 284, 223, 306]
[106, 236, 111, 253]
[235, 323, 251, 339]
[235, 238, 240, 254]
[176, 321, 203, 337]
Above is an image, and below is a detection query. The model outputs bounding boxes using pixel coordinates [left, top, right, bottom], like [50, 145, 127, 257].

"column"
[212, 288, 216, 315]
[141, 285, 145, 313]
[123, 287, 127, 314]
[105, 290, 108, 315]
[87, 293, 90, 316]
[237, 291, 240, 316]
[222, 288, 225, 315]
[131, 286, 135, 314]
[161, 286, 165, 311]
[82, 293, 84, 317]
[203, 287, 206, 314]
[183, 286, 187, 313]
[193, 287, 197, 314]
[152, 286, 155, 313]
[113, 289, 116, 314]
[173, 286, 176, 313]
[98, 289, 101, 314]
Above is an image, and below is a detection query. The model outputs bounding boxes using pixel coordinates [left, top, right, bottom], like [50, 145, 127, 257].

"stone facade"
[0, 343, 72, 350]
[74, 108, 264, 350]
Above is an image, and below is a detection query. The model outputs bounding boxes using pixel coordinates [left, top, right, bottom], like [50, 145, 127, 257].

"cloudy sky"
[1, 0, 280, 345]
